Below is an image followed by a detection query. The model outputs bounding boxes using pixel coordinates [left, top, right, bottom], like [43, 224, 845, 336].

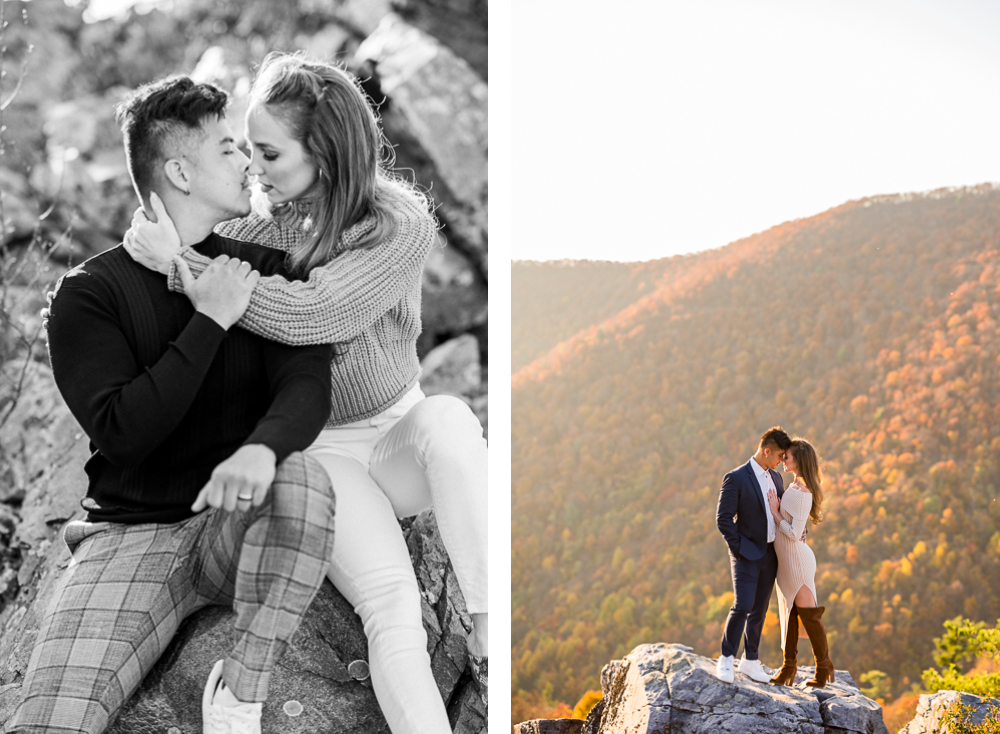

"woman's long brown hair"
[790, 438, 825, 524]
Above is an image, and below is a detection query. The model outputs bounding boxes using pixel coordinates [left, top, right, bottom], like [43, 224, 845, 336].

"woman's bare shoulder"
[790, 481, 812, 494]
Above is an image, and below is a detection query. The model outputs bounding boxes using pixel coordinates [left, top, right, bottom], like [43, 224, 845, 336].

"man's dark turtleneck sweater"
[45, 232, 333, 524]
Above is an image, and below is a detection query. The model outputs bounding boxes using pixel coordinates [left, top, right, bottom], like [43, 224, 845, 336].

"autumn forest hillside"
[511, 186, 1000, 715]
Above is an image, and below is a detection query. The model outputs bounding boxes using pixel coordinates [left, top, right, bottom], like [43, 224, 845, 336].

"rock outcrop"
[356, 14, 489, 283]
[0, 465, 485, 733]
[0, 367, 485, 732]
[420, 334, 488, 437]
[515, 643, 889, 734]
[898, 690, 1000, 733]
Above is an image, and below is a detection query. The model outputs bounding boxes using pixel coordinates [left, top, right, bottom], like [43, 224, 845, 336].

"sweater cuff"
[166, 258, 181, 293]
[241, 432, 293, 466]
[167, 247, 211, 294]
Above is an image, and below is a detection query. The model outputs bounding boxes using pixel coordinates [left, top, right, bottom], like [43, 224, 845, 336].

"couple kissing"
[715, 427, 835, 688]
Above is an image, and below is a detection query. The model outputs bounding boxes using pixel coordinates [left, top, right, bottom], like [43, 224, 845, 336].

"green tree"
[924, 618, 1000, 698]
[859, 670, 891, 701]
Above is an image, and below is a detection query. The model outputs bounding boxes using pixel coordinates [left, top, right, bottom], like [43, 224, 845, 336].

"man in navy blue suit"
[715, 426, 793, 683]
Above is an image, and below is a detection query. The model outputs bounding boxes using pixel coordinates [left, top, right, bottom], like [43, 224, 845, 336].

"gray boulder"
[420, 334, 481, 398]
[355, 14, 488, 281]
[391, 0, 488, 81]
[898, 690, 1000, 734]
[419, 334, 487, 438]
[420, 235, 488, 356]
[0, 505, 484, 733]
[0, 368, 485, 733]
[599, 644, 886, 734]
[332, 0, 395, 37]
[516, 643, 889, 734]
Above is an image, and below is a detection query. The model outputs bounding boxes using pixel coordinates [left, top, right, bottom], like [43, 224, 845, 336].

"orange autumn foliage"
[512, 186, 1000, 715]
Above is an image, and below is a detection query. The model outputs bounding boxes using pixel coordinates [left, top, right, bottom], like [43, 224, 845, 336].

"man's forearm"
[244, 342, 333, 463]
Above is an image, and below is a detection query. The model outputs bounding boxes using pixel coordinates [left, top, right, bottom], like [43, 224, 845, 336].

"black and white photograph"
[0, 0, 489, 732]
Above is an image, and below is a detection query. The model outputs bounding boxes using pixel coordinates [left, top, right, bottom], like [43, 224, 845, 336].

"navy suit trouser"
[720, 542, 777, 659]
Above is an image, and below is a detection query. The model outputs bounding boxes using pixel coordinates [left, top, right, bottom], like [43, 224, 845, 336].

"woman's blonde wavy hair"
[249, 52, 427, 276]
[790, 438, 825, 524]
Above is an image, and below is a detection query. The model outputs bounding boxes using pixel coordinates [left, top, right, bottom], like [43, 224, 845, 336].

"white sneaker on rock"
[741, 654, 775, 678]
[202, 659, 263, 734]
[716, 654, 735, 683]
[738, 656, 771, 683]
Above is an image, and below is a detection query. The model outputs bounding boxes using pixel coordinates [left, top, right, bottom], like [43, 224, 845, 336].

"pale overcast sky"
[512, 0, 1000, 262]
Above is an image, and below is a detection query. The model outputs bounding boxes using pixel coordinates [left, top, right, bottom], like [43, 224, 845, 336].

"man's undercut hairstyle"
[759, 426, 792, 451]
[114, 76, 229, 203]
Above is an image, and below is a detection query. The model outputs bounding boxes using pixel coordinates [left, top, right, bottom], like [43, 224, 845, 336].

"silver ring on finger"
[237, 493, 253, 501]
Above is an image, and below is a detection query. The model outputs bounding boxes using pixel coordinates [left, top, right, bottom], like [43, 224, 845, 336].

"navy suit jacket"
[716, 460, 784, 561]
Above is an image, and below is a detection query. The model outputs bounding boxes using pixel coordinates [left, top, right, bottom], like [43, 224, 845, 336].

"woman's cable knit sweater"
[166, 193, 437, 427]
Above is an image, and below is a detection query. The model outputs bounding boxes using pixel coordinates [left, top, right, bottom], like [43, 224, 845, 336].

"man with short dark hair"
[4, 77, 335, 734]
[715, 426, 793, 683]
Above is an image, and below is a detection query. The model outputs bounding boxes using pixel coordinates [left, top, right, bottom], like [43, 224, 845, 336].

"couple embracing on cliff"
[715, 427, 835, 688]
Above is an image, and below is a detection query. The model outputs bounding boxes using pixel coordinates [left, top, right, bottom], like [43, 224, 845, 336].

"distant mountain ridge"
[511, 184, 1000, 716]
[511, 259, 678, 372]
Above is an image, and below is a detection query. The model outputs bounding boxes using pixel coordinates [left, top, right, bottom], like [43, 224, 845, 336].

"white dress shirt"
[750, 456, 776, 543]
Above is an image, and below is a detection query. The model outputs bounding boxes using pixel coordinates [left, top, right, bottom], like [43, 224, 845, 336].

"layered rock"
[515, 643, 889, 734]
[899, 690, 1000, 734]
[355, 14, 488, 283]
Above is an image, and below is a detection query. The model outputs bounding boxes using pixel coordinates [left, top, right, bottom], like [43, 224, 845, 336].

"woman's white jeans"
[306, 385, 488, 734]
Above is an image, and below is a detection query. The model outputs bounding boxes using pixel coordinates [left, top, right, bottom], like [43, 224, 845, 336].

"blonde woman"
[766, 438, 835, 687]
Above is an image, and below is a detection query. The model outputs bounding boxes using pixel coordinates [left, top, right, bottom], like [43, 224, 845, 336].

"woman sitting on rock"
[125, 52, 488, 734]
[766, 438, 835, 688]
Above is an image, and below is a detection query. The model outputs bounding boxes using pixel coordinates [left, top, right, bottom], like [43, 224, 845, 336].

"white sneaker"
[202, 659, 263, 734]
[716, 654, 735, 683]
[738, 656, 771, 683]
[742, 654, 776, 678]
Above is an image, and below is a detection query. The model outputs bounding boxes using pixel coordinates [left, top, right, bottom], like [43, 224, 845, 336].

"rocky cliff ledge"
[0, 505, 484, 734]
[515, 643, 889, 734]
[899, 690, 1000, 733]
[0, 370, 484, 732]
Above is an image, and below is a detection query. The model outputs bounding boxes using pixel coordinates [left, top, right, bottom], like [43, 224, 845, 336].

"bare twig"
[0, 45, 32, 113]
[0, 1, 57, 436]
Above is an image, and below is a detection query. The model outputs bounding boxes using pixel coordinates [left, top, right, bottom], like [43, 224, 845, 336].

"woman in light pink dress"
[766, 438, 835, 687]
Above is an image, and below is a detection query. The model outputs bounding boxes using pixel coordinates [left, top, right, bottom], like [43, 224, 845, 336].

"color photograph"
[512, 3, 1000, 733]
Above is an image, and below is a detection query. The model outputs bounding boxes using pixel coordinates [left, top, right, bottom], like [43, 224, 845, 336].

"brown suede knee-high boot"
[770, 604, 799, 685]
[798, 606, 835, 687]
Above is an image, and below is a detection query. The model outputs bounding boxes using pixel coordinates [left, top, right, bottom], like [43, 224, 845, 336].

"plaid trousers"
[5, 452, 335, 734]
